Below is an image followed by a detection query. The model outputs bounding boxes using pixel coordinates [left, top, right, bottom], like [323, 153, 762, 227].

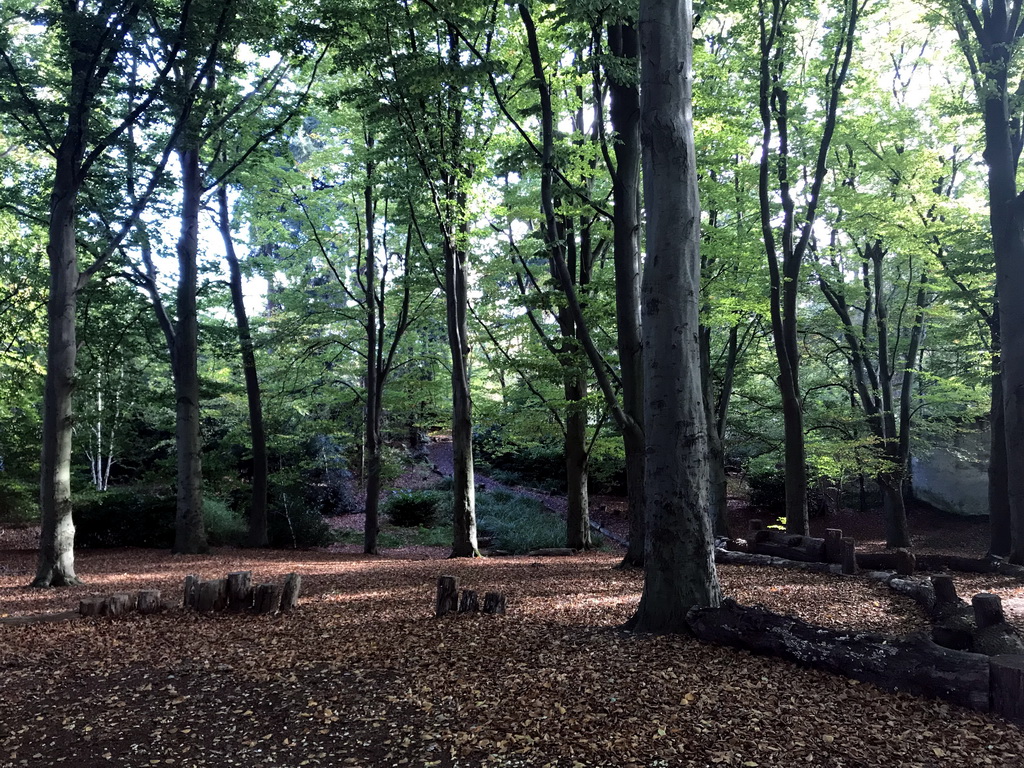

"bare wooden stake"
[991, 655, 1024, 724]
[79, 597, 104, 617]
[103, 593, 134, 618]
[227, 571, 253, 612]
[841, 538, 857, 575]
[482, 592, 507, 615]
[435, 575, 459, 617]
[281, 573, 302, 612]
[458, 589, 479, 613]
[932, 574, 960, 605]
[824, 528, 843, 564]
[197, 579, 228, 613]
[183, 574, 201, 610]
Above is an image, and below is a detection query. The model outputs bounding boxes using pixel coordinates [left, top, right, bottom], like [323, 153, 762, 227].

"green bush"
[204, 496, 247, 546]
[0, 479, 38, 527]
[477, 490, 565, 554]
[267, 500, 334, 548]
[384, 490, 447, 528]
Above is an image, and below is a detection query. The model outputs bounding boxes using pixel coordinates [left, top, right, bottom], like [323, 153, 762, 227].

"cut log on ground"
[824, 528, 843, 564]
[183, 574, 201, 610]
[103, 593, 134, 618]
[528, 548, 576, 557]
[458, 589, 479, 613]
[137, 590, 163, 615]
[227, 571, 253, 612]
[79, 597, 104, 617]
[253, 583, 283, 615]
[436, 575, 459, 617]
[197, 579, 228, 613]
[841, 538, 857, 575]
[990, 655, 1024, 724]
[281, 573, 302, 611]
[483, 592, 507, 615]
[686, 599, 990, 711]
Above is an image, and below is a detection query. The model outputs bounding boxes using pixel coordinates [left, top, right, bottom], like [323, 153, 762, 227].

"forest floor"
[1, 451, 1024, 766]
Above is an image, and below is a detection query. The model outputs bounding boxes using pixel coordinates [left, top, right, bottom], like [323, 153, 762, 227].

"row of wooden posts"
[76, 571, 302, 619]
[746, 520, 912, 575]
[435, 575, 506, 617]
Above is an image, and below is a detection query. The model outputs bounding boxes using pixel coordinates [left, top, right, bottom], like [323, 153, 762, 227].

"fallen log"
[686, 599, 990, 711]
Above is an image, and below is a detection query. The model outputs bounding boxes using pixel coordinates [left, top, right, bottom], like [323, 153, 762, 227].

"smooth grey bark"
[700, 324, 737, 538]
[757, 0, 861, 537]
[952, 1, 1024, 563]
[217, 185, 268, 548]
[607, 21, 647, 568]
[172, 146, 207, 555]
[625, 0, 722, 633]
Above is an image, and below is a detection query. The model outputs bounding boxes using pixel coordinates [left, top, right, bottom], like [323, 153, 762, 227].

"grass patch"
[477, 489, 566, 554]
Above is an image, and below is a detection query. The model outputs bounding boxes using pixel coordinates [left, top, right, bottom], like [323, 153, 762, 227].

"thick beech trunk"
[607, 22, 646, 568]
[172, 147, 207, 554]
[34, 145, 83, 588]
[626, 0, 722, 633]
[218, 187, 268, 548]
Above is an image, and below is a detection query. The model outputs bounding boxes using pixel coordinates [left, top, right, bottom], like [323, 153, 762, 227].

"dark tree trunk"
[172, 146, 207, 555]
[626, 0, 722, 633]
[218, 186, 268, 548]
[607, 21, 646, 568]
[34, 142, 84, 588]
[363, 153, 382, 555]
[990, 363, 1011, 557]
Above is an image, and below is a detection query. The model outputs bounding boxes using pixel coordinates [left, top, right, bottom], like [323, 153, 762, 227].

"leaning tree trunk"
[34, 146, 83, 588]
[218, 186, 268, 548]
[607, 21, 646, 568]
[626, 0, 722, 633]
[172, 146, 207, 555]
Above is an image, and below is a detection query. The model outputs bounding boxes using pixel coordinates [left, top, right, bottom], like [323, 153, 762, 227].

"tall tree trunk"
[990, 359, 1011, 557]
[626, 0, 722, 633]
[34, 144, 83, 588]
[363, 152, 382, 555]
[172, 147, 207, 555]
[218, 186, 268, 548]
[564, 373, 591, 550]
[447, 229, 479, 558]
[607, 21, 646, 568]
[700, 327, 731, 538]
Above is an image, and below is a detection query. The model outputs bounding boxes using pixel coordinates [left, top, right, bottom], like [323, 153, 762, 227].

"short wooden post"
[227, 571, 253, 612]
[197, 579, 228, 612]
[79, 597, 104, 617]
[281, 573, 302, 612]
[103, 593, 134, 618]
[990, 655, 1024, 724]
[894, 548, 916, 576]
[973, 593, 1005, 630]
[137, 590, 163, 615]
[841, 537, 857, 575]
[932, 575, 959, 605]
[183, 574, 201, 610]
[458, 589, 480, 613]
[824, 528, 843, 564]
[253, 583, 283, 615]
[436, 575, 459, 617]
[482, 592, 507, 615]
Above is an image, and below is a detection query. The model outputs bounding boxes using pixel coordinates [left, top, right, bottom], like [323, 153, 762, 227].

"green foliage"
[203, 497, 248, 547]
[0, 478, 38, 526]
[384, 489, 449, 528]
[266, 497, 334, 548]
[476, 489, 564, 554]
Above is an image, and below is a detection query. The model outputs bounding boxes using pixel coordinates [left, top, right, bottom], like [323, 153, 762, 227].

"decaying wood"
[103, 593, 134, 618]
[483, 592, 507, 615]
[972, 593, 1005, 629]
[183, 574, 200, 610]
[197, 579, 228, 613]
[686, 599, 990, 711]
[281, 573, 302, 611]
[458, 589, 480, 613]
[841, 538, 857, 575]
[253, 583, 283, 615]
[137, 590, 163, 615]
[528, 548, 576, 556]
[932, 575, 960, 606]
[887, 577, 934, 612]
[990, 655, 1024, 724]
[436, 575, 459, 617]
[227, 571, 253, 612]
[1, 610, 80, 625]
[824, 528, 843, 564]
[78, 597, 104, 617]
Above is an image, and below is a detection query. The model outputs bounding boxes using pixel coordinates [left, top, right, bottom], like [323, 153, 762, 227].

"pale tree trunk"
[34, 145, 83, 587]
[564, 373, 591, 550]
[218, 185, 268, 548]
[607, 21, 646, 568]
[626, 0, 722, 632]
[172, 147, 207, 554]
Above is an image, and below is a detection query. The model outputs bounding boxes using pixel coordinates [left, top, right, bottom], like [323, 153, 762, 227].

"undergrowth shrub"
[267, 495, 334, 548]
[384, 490, 448, 528]
[476, 490, 565, 554]
[0, 479, 38, 526]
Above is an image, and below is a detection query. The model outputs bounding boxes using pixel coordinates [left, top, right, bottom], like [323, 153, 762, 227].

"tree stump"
[253, 583, 283, 615]
[183, 574, 201, 610]
[197, 579, 228, 613]
[436, 575, 459, 617]
[990, 655, 1024, 724]
[137, 590, 163, 615]
[894, 548, 916, 576]
[483, 592, 507, 615]
[281, 573, 302, 612]
[972, 593, 1005, 630]
[79, 597, 104, 617]
[103, 593, 134, 618]
[227, 571, 253, 612]
[932, 575, 960, 605]
[458, 589, 480, 613]
[824, 528, 843, 564]
[841, 538, 857, 575]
